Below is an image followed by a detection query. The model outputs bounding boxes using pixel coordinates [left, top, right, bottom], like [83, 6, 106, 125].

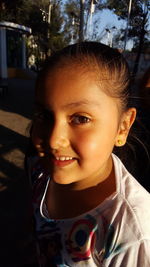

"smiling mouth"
[37, 151, 77, 167]
[52, 156, 76, 167]
[55, 156, 74, 161]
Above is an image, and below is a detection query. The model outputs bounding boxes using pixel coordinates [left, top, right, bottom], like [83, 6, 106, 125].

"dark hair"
[27, 42, 134, 163]
[36, 41, 131, 111]
[26, 42, 150, 190]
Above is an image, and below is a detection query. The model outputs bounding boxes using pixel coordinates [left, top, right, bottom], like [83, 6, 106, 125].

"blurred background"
[0, 0, 150, 266]
[0, 0, 150, 75]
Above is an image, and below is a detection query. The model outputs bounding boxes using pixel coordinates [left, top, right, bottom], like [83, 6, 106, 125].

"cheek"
[74, 129, 115, 160]
[74, 130, 102, 157]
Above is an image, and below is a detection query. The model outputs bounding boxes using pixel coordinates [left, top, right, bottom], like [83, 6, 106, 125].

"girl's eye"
[70, 115, 91, 125]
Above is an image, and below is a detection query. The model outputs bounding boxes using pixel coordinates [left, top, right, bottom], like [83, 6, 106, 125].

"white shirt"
[30, 154, 150, 266]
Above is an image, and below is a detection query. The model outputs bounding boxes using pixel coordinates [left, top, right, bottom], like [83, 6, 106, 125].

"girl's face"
[32, 66, 134, 190]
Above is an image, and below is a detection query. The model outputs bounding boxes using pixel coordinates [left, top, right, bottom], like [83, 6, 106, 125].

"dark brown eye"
[70, 115, 91, 125]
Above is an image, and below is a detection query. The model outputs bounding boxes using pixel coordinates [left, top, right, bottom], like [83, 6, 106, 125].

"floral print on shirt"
[30, 158, 124, 266]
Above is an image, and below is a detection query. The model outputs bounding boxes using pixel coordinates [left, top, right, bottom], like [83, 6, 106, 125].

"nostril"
[49, 136, 70, 150]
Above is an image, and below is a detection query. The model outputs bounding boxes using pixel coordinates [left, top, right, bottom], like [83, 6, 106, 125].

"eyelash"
[70, 114, 91, 125]
[33, 111, 91, 126]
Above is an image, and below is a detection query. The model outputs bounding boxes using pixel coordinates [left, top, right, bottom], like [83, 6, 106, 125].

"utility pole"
[47, 0, 52, 56]
[124, 0, 133, 51]
[47, 0, 52, 39]
[79, 0, 85, 42]
[48, 0, 52, 25]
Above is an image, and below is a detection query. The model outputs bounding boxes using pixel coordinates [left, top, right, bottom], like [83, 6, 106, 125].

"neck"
[46, 159, 116, 219]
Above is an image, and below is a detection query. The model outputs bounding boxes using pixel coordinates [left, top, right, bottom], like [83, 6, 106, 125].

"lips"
[36, 147, 77, 167]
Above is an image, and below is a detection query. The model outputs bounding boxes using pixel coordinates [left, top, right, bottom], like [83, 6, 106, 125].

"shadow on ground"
[0, 78, 35, 119]
[0, 78, 38, 266]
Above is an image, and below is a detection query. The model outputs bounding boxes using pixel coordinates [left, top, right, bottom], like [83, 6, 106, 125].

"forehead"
[38, 63, 109, 95]
[37, 66, 104, 101]
[36, 66, 121, 114]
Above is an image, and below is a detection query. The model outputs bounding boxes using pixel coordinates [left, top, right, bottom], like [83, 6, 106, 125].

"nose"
[48, 121, 70, 150]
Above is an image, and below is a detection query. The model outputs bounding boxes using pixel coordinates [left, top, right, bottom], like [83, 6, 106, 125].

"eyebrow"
[62, 100, 100, 109]
[35, 100, 100, 110]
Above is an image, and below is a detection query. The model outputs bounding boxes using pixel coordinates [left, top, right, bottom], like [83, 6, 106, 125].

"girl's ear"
[115, 108, 136, 147]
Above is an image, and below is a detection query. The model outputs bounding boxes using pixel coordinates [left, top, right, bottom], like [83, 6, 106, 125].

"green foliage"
[1, 0, 149, 71]
[102, 0, 150, 74]
[63, 0, 104, 42]
[103, 0, 150, 43]
[0, 0, 33, 24]
[63, 0, 80, 43]
[0, 0, 67, 68]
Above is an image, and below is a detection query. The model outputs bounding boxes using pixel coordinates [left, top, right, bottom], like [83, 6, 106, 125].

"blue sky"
[62, 1, 150, 50]
[99, 10, 125, 30]
[86, 9, 129, 48]
[86, 7, 150, 50]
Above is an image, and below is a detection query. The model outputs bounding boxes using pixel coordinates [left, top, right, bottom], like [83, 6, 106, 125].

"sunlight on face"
[32, 66, 125, 189]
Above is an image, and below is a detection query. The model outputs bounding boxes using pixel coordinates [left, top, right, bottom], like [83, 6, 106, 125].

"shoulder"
[97, 156, 150, 265]
[112, 153, 150, 239]
[103, 239, 150, 267]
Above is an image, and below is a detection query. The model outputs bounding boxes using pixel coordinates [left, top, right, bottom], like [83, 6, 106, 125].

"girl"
[27, 42, 150, 266]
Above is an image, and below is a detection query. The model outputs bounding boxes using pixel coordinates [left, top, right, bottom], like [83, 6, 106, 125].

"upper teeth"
[56, 156, 73, 161]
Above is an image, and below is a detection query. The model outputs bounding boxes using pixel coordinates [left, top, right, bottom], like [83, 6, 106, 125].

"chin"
[51, 174, 76, 185]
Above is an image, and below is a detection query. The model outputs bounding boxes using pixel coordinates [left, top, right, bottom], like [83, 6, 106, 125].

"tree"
[63, 0, 104, 43]
[0, 0, 34, 23]
[101, 0, 150, 75]
[0, 0, 67, 67]
[63, 0, 80, 43]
